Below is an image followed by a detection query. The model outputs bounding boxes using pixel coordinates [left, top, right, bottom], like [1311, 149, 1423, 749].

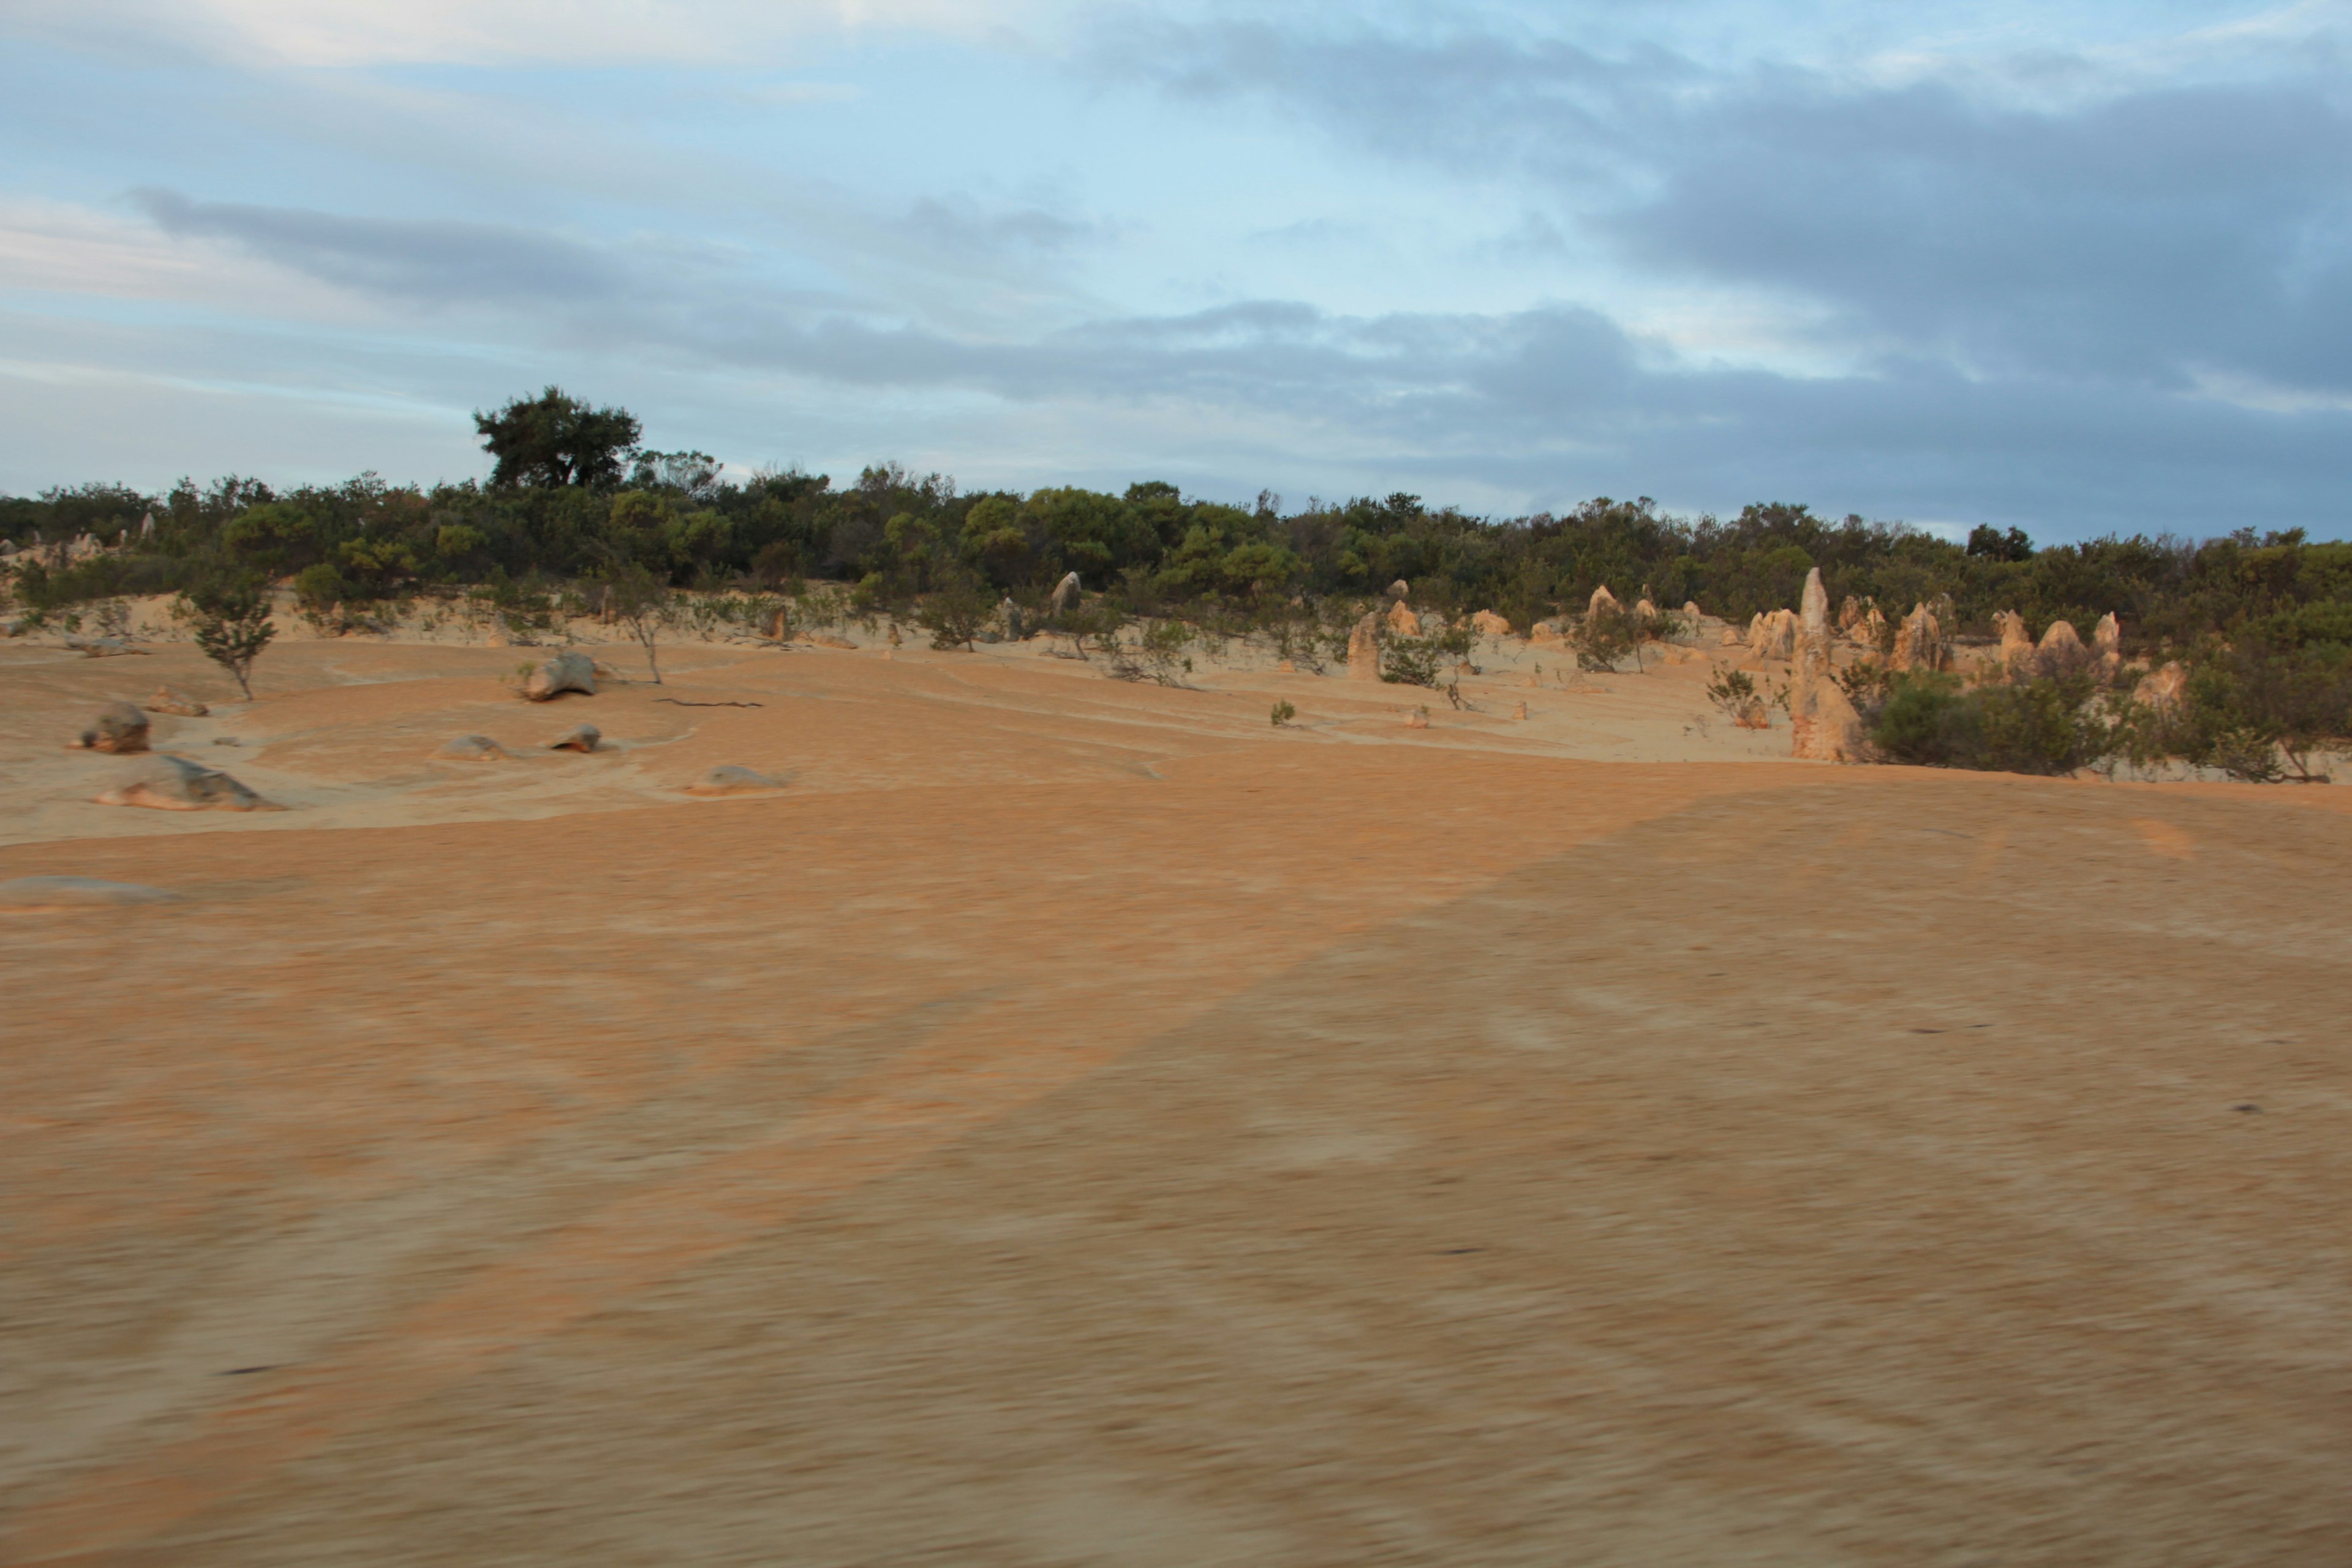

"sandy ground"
[2, 625, 2348, 1566]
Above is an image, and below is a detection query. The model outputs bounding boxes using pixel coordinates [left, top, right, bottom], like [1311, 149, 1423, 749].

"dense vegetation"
[6, 388, 2348, 778]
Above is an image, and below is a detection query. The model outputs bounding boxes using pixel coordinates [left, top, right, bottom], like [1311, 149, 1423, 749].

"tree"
[598, 561, 671, 684]
[473, 387, 641, 489]
[178, 578, 276, 699]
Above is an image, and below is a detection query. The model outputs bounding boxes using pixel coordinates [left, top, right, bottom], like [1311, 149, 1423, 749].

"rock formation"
[1789, 674, 1868, 762]
[1891, 603, 1946, 671]
[1995, 611, 2034, 671]
[1837, 595, 1864, 636]
[435, 735, 509, 760]
[1385, 600, 1421, 636]
[1512, 700, 1528, 720]
[1588, 585, 1622, 620]
[75, 701, 149, 754]
[1748, 608, 1797, 662]
[522, 651, 597, 701]
[2035, 619, 2085, 676]
[96, 755, 271, 811]
[146, 688, 207, 717]
[2094, 613, 2123, 678]
[1386, 579, 1411, 600]
[686, 765, 783, 796]
[1049, 571, 1082, 613]
[2135, 662, 2187, 714]
[1797, 568, 1831, 675]
[1347, 610, 1382, 681]
[1405, 708, 1428, 729]
[1856, 605, 1888, 652]
[549, 724, 601, 752]
[1471, 610, 1512, 637]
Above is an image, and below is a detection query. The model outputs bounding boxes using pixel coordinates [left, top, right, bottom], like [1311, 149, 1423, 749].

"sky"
[2, 0, 2349, 540]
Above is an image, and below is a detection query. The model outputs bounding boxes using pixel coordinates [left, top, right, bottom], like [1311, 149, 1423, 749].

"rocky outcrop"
[1588, 585, 1622, 620]
[1891, 603, 1946, 671]
[74, 701, 149, 754]
[2135, 662, 2187, 714]
[2036, 619, 2086, 676]
[1995, 611, 2034, 671]
[1471, 609, 1512, 637]
[2094, 613, 2123, 678]
[1790, 675, 1868, 762]
[1385, 600, 1421, 636]
[1748, 608, 1797, 662]
[146, 688, 208, 718]
[1347, 610, 1382, 681]
[1049, 571, 1081, 613]
[686, 765, 783, 796]
[1796, 568, 1831, 675]
[522, 651, 597, 701]
[96, 755, 272, 811]
[549, 724, 601, 752]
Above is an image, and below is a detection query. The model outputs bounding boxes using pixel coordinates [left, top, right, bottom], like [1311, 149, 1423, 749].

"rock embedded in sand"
[522, 651, 597, 702]
[96, 754, 272, 812]
[0, 875, 178, 908]
[549, 724, 601, 753]
[1790, 675, 1868, 762]
[75, 701, 151, 755]
[1347, 611, 1382, 681]
[687, 765, 784, 796]
[436, 735, 510, 760]
[1386, 600, 1421, 636]
[1471, 610, 1512, 637]
[146, 688, 208, 718]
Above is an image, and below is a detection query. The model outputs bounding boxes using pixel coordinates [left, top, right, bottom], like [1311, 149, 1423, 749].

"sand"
[2, 623, 2348, 1566]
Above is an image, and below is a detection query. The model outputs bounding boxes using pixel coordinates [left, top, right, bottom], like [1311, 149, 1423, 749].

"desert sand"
[2, 620, 2348, 1566]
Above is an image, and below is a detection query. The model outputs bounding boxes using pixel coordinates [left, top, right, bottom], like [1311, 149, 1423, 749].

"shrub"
[176, 577, 277, 699]
[916, 577, 989, 650]
[1705, 666, 1768, 727]
[1270, 699, 1296, 726]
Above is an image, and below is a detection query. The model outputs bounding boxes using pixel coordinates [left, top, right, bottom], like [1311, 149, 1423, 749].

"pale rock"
[96, 754, 272, 811]
[1789, 675, 1868, 763]
[74, 701, 150, 754]
[1749, 608, 1797, 662]
[1386, 600, 1421, 636]
[1633, 597, 1658, 622]
[1471, 610, 1512, 637]
[1405, 708, 1428, 729]
[1995, 611, 2034, 669]
[1386, 579, 1411, 599]
[522, 650, 597, 701]
[1891, 603, 1945, 671]
[1588, 585, 1622, 620]
[549, 724, 601, 752]
[1512, 700, 1528, 720]
[2094, 612, 2122, 655]
[1347, 610, 1382, 681]
[687, 765, 783, 796]
[1049, 571, 1082, 613]
[2135, 662, 2188, 713]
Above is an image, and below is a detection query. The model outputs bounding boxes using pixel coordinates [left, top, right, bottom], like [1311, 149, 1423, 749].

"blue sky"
[3, 0, 2348, 539]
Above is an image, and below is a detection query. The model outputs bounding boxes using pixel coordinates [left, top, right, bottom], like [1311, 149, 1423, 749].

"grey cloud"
[1095, 17, 2352, 400]
[133, 189, 627, 304]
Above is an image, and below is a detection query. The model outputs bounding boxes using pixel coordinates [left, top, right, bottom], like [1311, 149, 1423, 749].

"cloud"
[1098, 11, 2352, 402]
[10, 0, 1063, 66]
[132, 189, 628, 305]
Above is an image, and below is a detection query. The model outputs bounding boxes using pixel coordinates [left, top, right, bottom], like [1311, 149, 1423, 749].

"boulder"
[96, 755, 272, 812]
[146, 688, 208, 718]
[0, 875, 177, 908]
[2039, 619, 2082, 655]
[522, 650, 597, 701]
[435, 735, 509, 760]
[1386, 579, 1411, 600]
[74, 701, 150, 755]
[549, 724, 601, 753]
[1385, 600, 1421, 636]
[1347, 610, 1382, 681]
[686, 765, 783, 796]
[1471, 610, 1512, 637]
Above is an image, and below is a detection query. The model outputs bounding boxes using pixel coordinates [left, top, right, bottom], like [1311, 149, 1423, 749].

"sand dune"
[2, 629, 2346, 1565]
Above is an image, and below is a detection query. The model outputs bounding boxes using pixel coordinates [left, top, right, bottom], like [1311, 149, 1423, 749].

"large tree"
[473, 387, 642, 489]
